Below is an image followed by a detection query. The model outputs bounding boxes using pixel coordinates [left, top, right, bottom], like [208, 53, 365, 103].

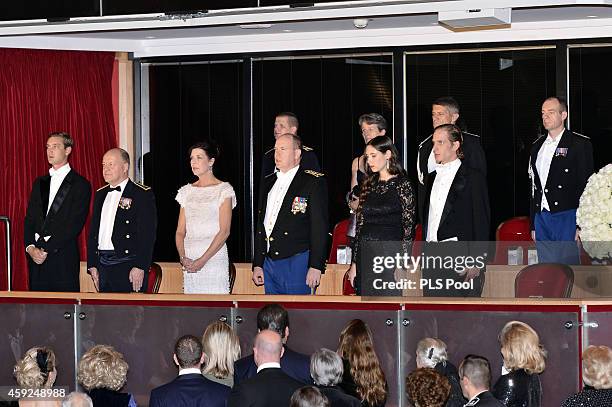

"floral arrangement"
[577, 163, 612, 259]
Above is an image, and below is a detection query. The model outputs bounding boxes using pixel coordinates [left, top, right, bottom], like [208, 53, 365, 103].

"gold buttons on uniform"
[126, 220, 130, 224]
[274, 252, 279, 255]
[125, 250, 129, 254]
[126, 235, 130, 239]
[269, 237, 274, 241]
[558, 185, 562, 189]
[284, 232, 288, 235]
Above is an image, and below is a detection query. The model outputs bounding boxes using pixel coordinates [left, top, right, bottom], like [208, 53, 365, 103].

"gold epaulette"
[303, 145, 314, 151]
[305, 170, 324, 177]
[532, 134, 545, 144]
[97, 184, 109, 192]
[572, 131, 590, 139]
[135, 182, 151, 191]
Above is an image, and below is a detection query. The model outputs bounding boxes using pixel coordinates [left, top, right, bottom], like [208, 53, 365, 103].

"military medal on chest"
[291, 196, 308, 214]
[119, 197, 132, 210]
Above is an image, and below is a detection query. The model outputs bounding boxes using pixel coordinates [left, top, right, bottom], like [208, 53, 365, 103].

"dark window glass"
[569, 46, 612, 172]
[0, 0, 98, 21]
[253, 55, 393, 234]
[145, 62, 246, 262]
[103, 0, 255, 15]
[405, 48, 556, 236]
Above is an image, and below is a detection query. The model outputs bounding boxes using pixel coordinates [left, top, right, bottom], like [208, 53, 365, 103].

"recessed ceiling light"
[282, 29, 293, 32]
[587, 15, 598, 18]
[239, 23, 273, 29]
[145, 35, 156, 39]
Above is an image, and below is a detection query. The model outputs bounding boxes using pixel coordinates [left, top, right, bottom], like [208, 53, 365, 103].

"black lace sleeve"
[397, 176, 416, 254]
[351, 203, 364, 264]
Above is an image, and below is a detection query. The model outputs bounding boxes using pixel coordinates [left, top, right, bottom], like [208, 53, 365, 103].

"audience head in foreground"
[254, 330, 284, 366]
[337, 319, 387, 407]
[174, 334, 205, 369]
[290, 386, 331, 407]
[77, 344, 128, 392]
[562, 345, 612, 406]
[14, 346, 57, 389]
[62, 392, 93, 407]
[201, 321, 241, 382]
[459, 355, 504, 407]
[406, 368, 451, 407]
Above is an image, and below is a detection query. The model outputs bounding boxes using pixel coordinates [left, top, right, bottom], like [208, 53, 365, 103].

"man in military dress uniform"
[260, 112, 320, 180]
[529, 96, 594, 264]
[253, 133, 329, 295]
[417, 96, 487, 221]
[87, 148, 157, 293]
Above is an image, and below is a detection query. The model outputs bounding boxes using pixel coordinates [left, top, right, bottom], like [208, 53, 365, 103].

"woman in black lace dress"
[347, 136, 416, 296]
[492, 321, 546, 407]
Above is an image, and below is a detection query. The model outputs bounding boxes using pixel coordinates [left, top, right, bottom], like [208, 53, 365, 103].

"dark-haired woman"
[175, 140, 236, 294]
[347, 136, 416, 296]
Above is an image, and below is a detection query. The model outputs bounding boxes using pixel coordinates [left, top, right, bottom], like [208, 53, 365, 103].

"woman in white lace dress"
[175, 140, 236, 294]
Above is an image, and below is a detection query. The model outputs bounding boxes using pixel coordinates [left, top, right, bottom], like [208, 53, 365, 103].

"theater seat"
[328, 218, 351, 264]
[514, 263, 574, 298]
[145, 263, 163, 293]
[343, 269, 356, 296]
[493, 216, 534, 265]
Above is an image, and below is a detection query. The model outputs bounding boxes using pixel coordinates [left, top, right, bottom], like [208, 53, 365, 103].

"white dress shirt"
[98, 178, 130, 250]
[427, 148, 438, 174]
[47, 163, 71, 214]
[426, 158, 462, 242]
[264, 165, 299, 249]
[536, 129, 564, 211]
[257, 362, 281, 373]
[178, 368, 203, 376]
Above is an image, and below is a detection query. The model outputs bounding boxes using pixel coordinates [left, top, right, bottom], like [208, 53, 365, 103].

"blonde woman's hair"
[77, 345, 128, 391]
[582, 345, 612, 389]
[14, 346, 56, 388]
[416, 338, 448, 369]
[499, 321, 547, 375]
[201, 321, 241, 379]
[337, 319, 386, 406]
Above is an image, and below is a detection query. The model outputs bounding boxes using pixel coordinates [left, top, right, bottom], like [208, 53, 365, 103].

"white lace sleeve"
[175, 185, 188, 207]
[220, 183, 237, 209]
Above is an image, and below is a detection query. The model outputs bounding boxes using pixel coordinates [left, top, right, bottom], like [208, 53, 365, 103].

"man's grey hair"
[310, 348, 343, 386]
[62, 392, 93, 407]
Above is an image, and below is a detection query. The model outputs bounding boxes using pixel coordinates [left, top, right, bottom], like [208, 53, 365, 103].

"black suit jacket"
[253, 166, 329, 271]
[319, 386, 361, 407]
[233, 346, 312, 386]
[149, 373, 230, 407]
[23, 168, 91, 291]
[467, 391, 504, 407]
[417, 131, 487, 222]
[87, 179, 157, 271]
[228, 367, 304, 407]
[423, 163, 490, 243]
[528, 130, 593, 229]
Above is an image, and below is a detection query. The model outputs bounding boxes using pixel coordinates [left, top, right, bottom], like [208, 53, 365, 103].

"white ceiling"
[1, 1, 612, 57]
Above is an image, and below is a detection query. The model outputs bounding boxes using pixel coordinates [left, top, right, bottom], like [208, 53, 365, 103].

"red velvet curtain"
[0, 49, 117, 290]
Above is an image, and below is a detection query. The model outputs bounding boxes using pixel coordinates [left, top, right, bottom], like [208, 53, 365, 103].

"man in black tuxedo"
[261, 112, 320, 181]
[87, 148, 157, 293]
[459, 355, 503, 407]
[234, 303, 312, 386]
[253, 133, 329, 295]
[417, 96, 487, 221]
[228, 330, 303, 407]
[149, 335, 230, 407]
[422, 124, 490, 297]
[529, 96, 594, 264]
[24, 132, 91, 292]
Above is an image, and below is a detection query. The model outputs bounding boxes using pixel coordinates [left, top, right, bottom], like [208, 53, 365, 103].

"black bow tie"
[109, 186, 122, 192]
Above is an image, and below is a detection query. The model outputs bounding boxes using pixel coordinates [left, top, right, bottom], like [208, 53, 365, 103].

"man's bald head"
[102, 148, 130, 186]
[253, 330, 284, 366]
